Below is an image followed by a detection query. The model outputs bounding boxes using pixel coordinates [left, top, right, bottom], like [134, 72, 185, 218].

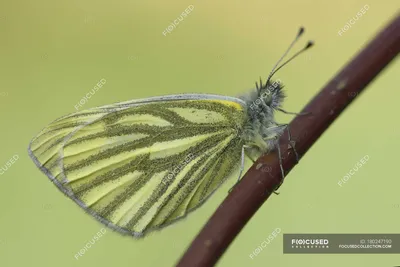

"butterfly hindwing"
[28, 95, 246, 236]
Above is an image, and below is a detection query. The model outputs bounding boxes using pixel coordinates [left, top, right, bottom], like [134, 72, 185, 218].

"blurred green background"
[0, 0, 399, 266]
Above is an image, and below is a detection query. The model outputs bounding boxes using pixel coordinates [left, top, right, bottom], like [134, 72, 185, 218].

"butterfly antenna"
[267, 40, 314, 82]
[265, 27, 307, 87]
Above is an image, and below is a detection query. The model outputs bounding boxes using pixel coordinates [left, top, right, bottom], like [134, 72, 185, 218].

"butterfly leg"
[226, 141, 284, 194]
[228, 145, 249, 193]
[286, 124, 299, 162]
[277, 123, 300, 163]
[277, 107, 310, 116]
[273, 123, 303, 194]
[273, 139, 285, 195]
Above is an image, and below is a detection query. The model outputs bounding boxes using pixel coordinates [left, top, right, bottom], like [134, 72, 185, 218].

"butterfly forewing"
[28, 95, 246, 237]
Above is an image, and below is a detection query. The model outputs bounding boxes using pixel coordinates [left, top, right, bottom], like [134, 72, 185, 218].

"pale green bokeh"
[0, 1, 399, 266]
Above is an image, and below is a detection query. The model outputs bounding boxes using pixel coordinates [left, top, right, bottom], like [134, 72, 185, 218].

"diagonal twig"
[177, 13, 400, 267]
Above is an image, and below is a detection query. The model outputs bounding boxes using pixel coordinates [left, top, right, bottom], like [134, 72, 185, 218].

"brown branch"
[177, 13, 400, 267]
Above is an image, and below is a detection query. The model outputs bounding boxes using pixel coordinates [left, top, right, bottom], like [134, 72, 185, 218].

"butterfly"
[28, 27, 313, 238]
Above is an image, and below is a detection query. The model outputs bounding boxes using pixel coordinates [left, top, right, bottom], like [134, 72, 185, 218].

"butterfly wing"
[28, 94, 247, 237]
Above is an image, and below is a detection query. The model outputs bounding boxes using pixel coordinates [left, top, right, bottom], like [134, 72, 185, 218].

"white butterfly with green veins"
[28, 28, 313, 237]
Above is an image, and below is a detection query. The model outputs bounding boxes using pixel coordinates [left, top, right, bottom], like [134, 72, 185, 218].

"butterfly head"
[240, 78, 285, 114]
[256, 79, 286, 110]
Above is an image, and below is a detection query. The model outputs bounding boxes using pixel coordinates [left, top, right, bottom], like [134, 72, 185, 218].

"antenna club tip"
[298, 27, 305, 36]
[305, 40, 314, 49]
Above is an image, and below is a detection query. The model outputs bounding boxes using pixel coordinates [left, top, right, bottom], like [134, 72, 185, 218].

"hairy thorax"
[238, 80, 286, 158]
